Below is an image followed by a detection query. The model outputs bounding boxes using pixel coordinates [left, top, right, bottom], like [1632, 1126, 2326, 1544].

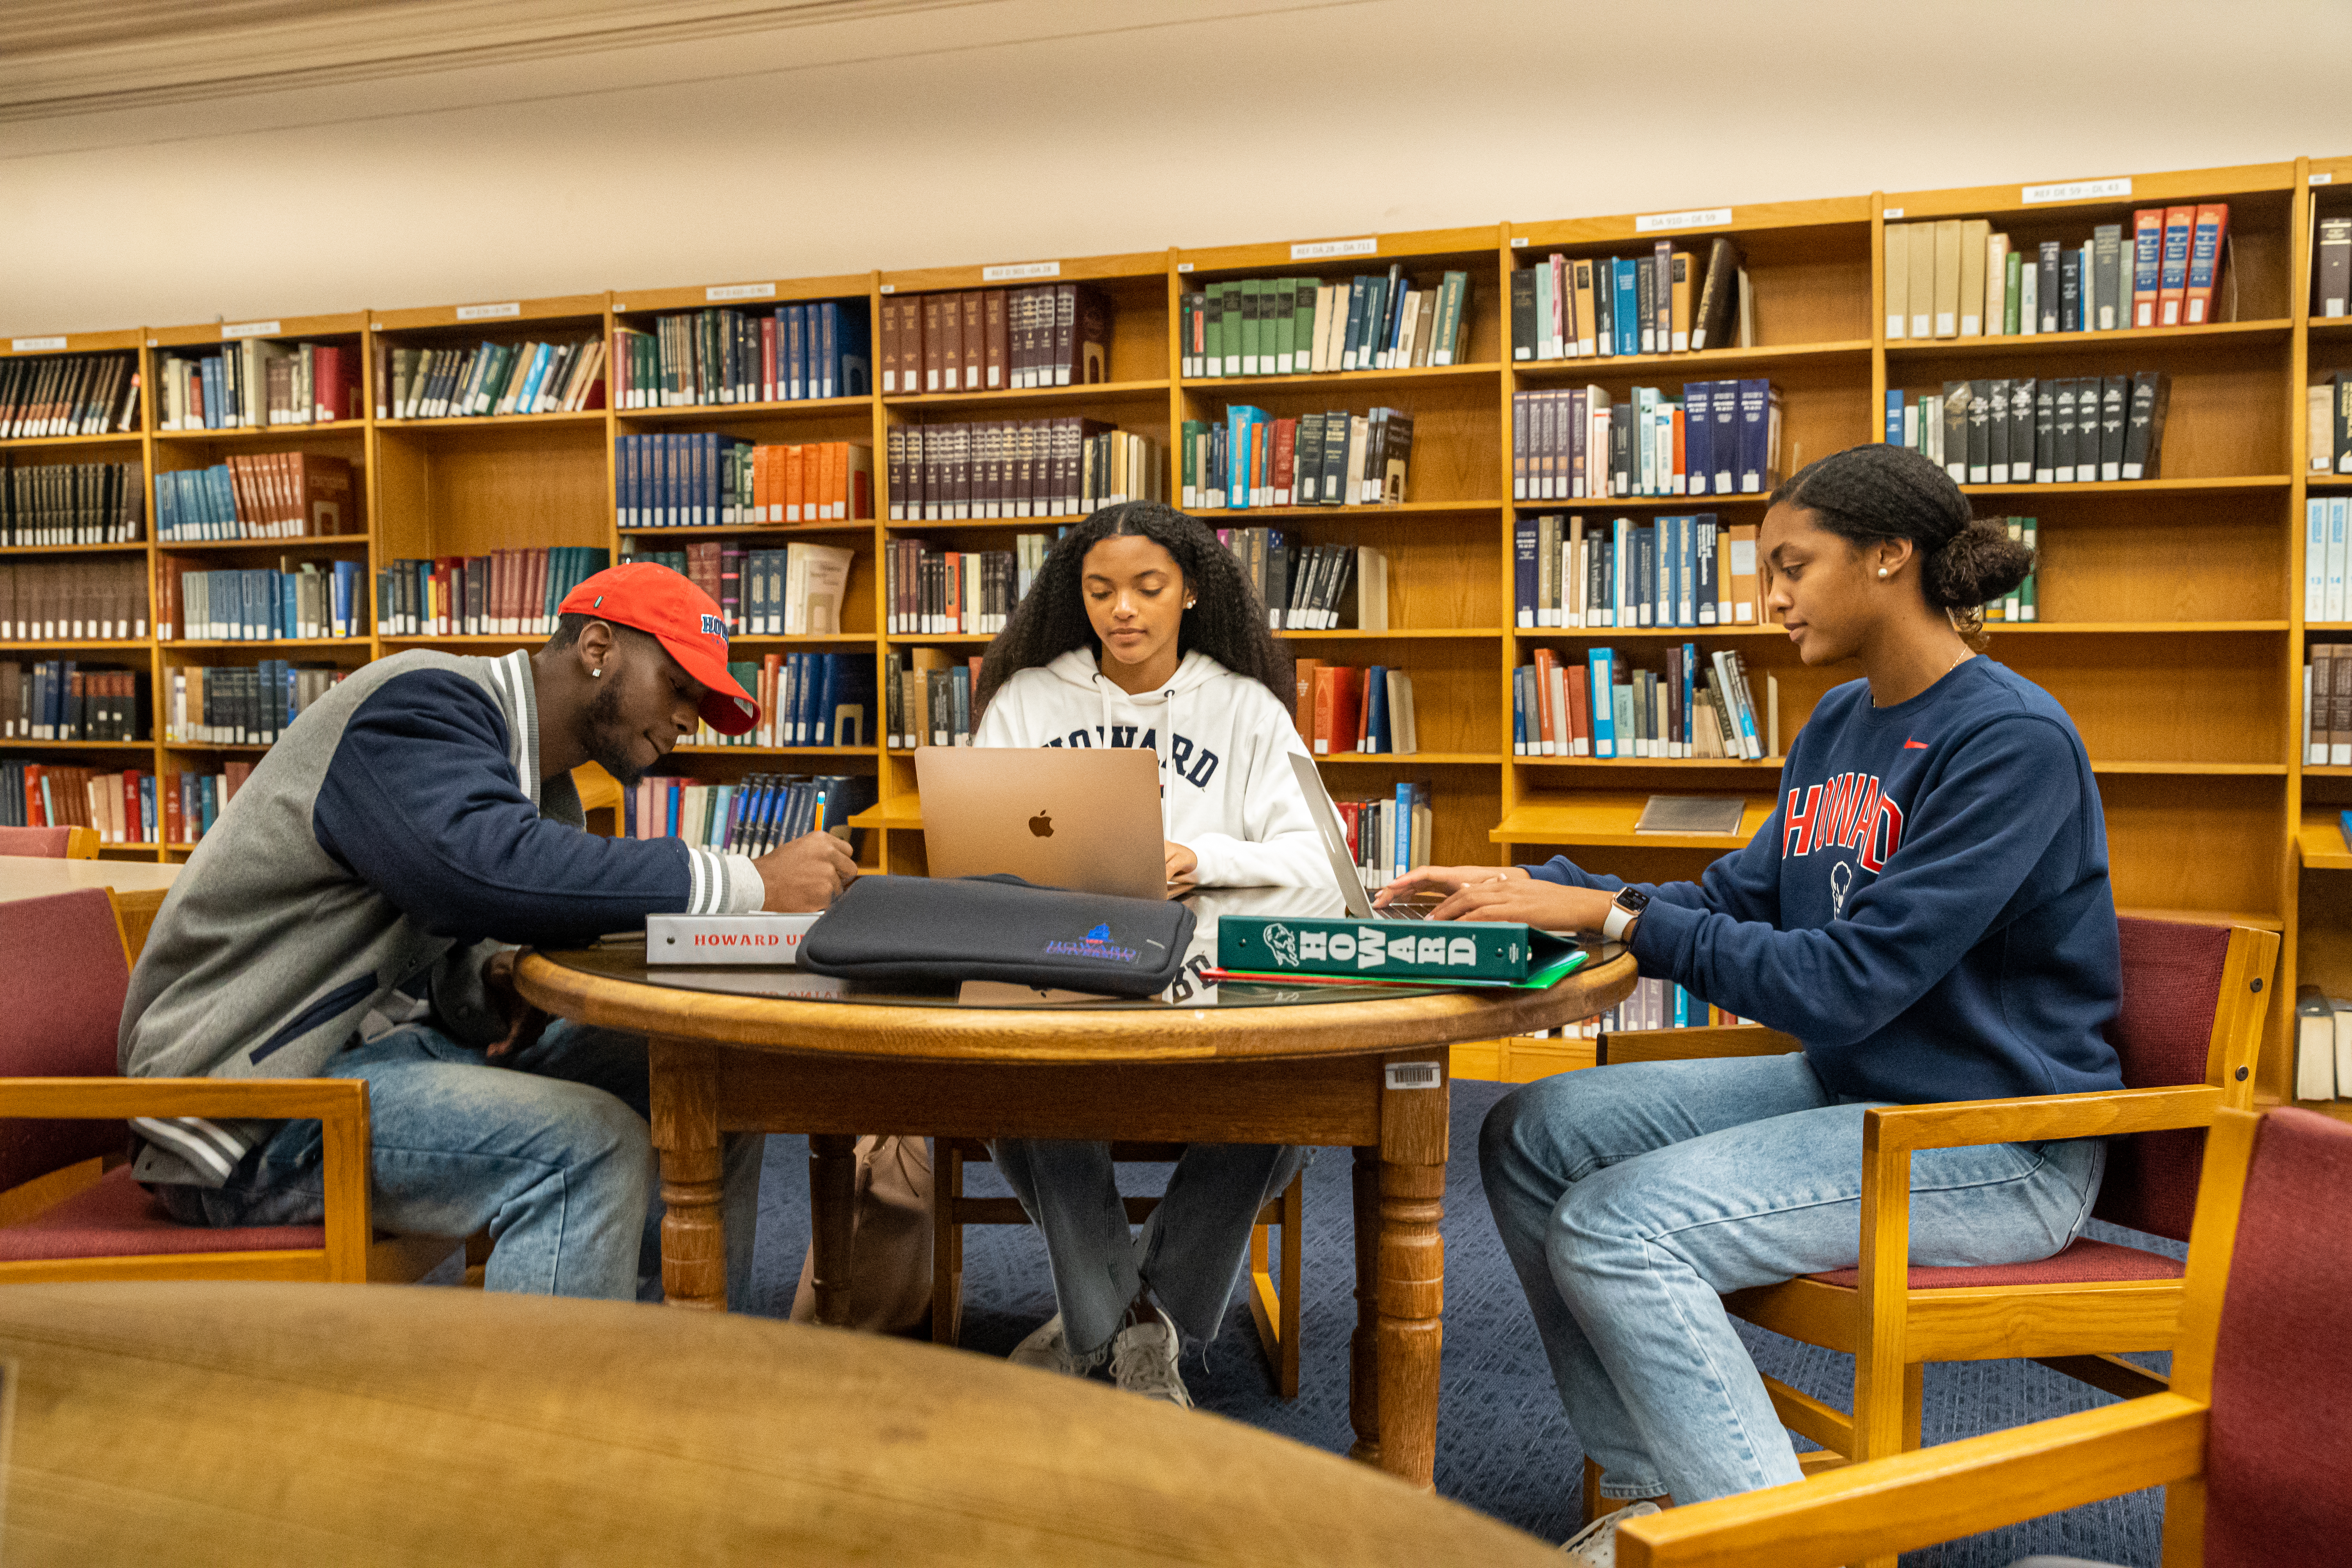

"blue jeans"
[989, 1139, 1308, 1357]
[1479, 1053, 2105, 1505]
[159, 1019, 765, 1303]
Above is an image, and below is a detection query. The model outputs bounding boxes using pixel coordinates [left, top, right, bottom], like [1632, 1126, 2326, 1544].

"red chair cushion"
[0, 826, 78, 857]
[1804, 1235, 2184, 1290]
[2092, 917, 2232, 1244]
[0, 1163, 324, 1261]
[0, 888, 135, 1194]
[2205, 1109, 2352, 1568]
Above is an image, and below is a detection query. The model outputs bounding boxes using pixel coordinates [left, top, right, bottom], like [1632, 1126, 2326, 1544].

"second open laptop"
[1287, 752, 1435, 920]
[916, 747, 1170, 900]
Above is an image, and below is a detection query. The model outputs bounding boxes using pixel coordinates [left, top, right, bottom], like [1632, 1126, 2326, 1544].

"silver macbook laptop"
[918, 747, 1169, 899]
[1287, 752, 1434, 920]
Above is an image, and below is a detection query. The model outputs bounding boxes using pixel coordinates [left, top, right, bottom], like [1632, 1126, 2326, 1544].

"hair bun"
[1924, 518, 2034, 610]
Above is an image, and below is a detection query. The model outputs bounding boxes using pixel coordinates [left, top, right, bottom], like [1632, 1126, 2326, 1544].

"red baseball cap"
[557, 562, 759, 735]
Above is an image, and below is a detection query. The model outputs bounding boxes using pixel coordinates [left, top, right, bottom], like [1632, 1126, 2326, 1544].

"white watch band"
[1601, 902, 1637, 942]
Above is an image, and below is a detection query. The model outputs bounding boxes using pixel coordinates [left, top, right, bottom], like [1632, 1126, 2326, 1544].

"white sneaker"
[1107, 1305, 1193, 1407]
[1558, 1500, 1661, 1565]
[1007, 1313, 1105, 1376]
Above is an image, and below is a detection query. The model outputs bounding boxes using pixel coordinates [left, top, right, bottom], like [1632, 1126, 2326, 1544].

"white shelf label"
[2022, 177, 2130, 205]
[457, 301, 522, 321]
[221, 320, 280, 339]
[2314, 173, 2337, 186]
[1384, 1060, 1444, 1091]
[10, 336, 65, 352]
[1176, 262, 1194, 274]
[1510, 236, 1530, 247]
[706, 283, 775, 301]
[1882, 207, 1905, 219]
[982, 261, 1060, 282]
[1292, 236, 1377, 260]
[877, 284, 895, 294]
[1636, 207, 1733, 234]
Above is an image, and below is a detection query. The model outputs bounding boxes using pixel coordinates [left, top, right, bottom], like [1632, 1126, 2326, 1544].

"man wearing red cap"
[119, 562, 853, 1303]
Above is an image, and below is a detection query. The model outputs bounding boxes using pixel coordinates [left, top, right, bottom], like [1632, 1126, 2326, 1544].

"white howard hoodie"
[972, 647, 1331, 889]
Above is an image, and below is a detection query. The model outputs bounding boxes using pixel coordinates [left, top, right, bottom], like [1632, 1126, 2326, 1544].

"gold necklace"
[1873, 649, 1973, 708]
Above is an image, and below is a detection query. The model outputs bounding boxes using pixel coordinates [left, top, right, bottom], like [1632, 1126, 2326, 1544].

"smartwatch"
[1601, 887, 1650, 942]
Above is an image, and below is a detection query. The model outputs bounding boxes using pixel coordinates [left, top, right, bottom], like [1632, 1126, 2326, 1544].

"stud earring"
[592, 668, 603, 678]
[1186, 599, 1197, 609]
[1877, 568, 1890, 579]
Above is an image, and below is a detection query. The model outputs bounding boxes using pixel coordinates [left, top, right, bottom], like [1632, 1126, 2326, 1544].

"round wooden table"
[0, 1280, 1566, 1566]
[517, 887, 1635, 1490]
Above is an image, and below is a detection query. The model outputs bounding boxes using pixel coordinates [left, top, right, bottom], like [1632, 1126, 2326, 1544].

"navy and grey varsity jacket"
[118, 649, 762, 1187]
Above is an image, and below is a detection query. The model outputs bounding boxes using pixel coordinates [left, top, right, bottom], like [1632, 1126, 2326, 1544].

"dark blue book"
[1361, 665, 1389, 753]
[1684, 382, 1714, 495]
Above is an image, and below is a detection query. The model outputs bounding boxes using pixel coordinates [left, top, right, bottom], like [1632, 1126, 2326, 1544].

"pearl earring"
[1877, 568, 1890, 579]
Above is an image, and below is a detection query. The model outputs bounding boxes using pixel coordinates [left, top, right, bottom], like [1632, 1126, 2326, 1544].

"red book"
[2156, 205, 2196, 326]
[529, 548, 551, 634]
[936, 292, 963, 392]
[22, 764, 40, 826]
[1272, 417, 1297, 505]
[2184, 203, 2231, 325]
[2130, 208, 2165, 328]
[122, 771, 140, 844]
[1568, 664, 1591, 755]
[1530, 649, 1559, 753]
[163, 773, 183, 846]
[1319, 665, 1365, 756]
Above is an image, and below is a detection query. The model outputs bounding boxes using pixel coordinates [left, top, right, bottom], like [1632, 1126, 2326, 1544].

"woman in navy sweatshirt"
[1382, 444, 2123, 1553]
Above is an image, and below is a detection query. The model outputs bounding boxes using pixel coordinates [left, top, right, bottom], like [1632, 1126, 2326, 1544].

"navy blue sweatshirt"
[1536, 658, 2123, 1105]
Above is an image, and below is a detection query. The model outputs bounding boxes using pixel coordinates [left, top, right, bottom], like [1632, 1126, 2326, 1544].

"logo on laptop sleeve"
[1262, 923, 1299, 968]
[1028, 809, 1054, 838]
[1042, 922, 1140, 964]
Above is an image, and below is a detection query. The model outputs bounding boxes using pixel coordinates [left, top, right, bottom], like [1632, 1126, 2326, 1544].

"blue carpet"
[741, 1079, 2172, 1566]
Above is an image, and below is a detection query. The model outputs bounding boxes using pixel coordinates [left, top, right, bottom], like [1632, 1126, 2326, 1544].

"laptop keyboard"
[1376, 902, 1433, 920]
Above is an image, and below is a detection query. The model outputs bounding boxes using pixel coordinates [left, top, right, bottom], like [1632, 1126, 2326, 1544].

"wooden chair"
[1619, 1103, 2351, 1568]
[932, 1138, 1306, 1398]
[0, 886, 456, 1285]
[0, 824, 100, 858]
[1582, 916, 2279, 1555]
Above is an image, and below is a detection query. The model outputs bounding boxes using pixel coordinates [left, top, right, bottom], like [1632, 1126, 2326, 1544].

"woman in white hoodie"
[972, 500, 1328, 1406]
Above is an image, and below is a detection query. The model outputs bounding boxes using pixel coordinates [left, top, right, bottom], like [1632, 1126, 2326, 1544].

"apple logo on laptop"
[1029, 809, 1054, 838]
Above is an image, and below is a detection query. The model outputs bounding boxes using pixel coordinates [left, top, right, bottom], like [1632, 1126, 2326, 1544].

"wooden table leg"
[807, 1133, 860, 1328]
[649, 1038, 726, 1311]
[1347, 1144, 1381, 1467]
[1372, 1054, 1450, 1489]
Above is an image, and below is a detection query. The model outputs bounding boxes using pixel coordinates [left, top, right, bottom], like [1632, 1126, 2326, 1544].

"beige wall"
[6, 0, 2351, 337]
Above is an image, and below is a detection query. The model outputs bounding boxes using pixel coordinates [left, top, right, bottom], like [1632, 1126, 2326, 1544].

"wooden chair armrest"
[1617, 1392, 2206, 1568]
[0, 1078, 375, 1280]
[1868, 1083, 2224, 1155]
[1599, 1025, 1802, 1065]
[0, 1078, 369, 1122]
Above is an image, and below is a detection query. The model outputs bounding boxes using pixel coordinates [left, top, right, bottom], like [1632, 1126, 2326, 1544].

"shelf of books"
[9, 154, 2352, 1089]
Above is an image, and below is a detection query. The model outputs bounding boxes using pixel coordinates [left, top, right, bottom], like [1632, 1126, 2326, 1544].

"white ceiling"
[0, 0, 1022, 118]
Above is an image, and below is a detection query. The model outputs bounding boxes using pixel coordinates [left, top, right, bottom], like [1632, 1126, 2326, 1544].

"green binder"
[1216, 915, 1591, 987]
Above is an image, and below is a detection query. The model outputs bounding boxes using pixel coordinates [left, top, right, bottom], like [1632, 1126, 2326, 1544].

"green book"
[1239, 279, 1264, 375]
[1273, 278, 1297, 374]
[1217, 915, 1589, 984]
[1214, 283, 1239, 377]
[1294, 278, 1320, 374]
[2004, 251, 2023, 336]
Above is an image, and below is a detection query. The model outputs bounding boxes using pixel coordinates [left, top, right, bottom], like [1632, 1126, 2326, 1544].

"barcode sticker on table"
[1385, 1060, 1443, 1091]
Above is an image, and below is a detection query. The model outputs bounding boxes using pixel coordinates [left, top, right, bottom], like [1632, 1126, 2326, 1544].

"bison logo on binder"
[1262, 923, 1299, 969]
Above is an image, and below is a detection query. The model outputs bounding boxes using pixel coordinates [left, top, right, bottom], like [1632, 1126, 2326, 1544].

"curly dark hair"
[975, 501, 1290, 717]
[1769, 444, 2035, 640]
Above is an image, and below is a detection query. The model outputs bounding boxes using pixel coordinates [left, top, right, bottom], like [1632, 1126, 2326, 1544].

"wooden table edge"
[514, 949, 1638, 1062]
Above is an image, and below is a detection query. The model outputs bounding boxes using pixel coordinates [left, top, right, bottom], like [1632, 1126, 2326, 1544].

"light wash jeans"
[989, 1138, 1309, 1357]
[159, 1019, 765, 1303]
[1479, 1053, 2105, 1505]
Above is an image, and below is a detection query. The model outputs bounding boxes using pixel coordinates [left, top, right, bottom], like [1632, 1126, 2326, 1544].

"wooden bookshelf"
[4, 155, 2343, 1104]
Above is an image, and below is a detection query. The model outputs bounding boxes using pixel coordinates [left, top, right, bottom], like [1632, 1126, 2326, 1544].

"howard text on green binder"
[1217, 915, 1589, 985]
